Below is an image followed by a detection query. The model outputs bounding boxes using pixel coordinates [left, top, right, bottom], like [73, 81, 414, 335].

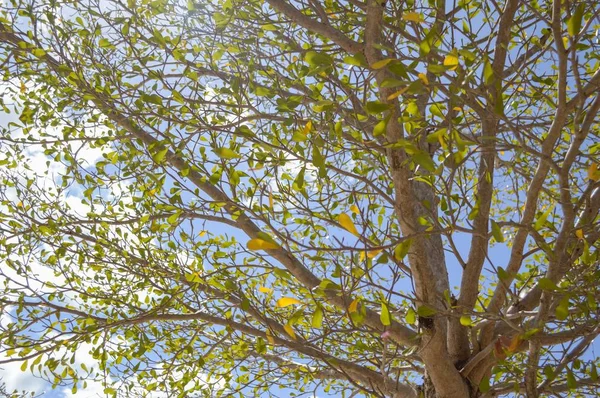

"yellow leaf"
[371, 59, 394, 69]
[576, 229, 584, 239]
[444, 55, 458, 71]
[247, 238, 280, 251]
[453, 106, 462, 111]
[348, 298, 360, 313]
[418, 73, 429, 85]
[20, 81, 26, 93]
[562, 36, 569, 50]
[338, 213, 359, 236]
[265, 329, 275, 345]
[402, 12, 422, 23]
[269, 189, 274, 209]
[367, 249, 383, 258]
[303, 120, 312, 135]
[283, 324, 296, 340]
[359, 251, 366, 262]
[276, 297, 302, 307]
[258, 286, 273, 294]
[387, 86, 409, 100]
[16, 201, 23, 208]
[350, 204, 360, 215]
[199, 230, 207, 237]
[588, 163, 600, 181]
[517, 86, 525, 92]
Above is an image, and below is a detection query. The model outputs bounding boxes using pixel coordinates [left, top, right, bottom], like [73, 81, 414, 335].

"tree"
[0, 0, 599, 396]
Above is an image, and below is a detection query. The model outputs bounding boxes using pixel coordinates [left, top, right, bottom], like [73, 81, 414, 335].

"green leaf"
[497, 267, 510, 282]
[215, 147, 241, 159]
[380, 78, 404, 88]
[490, 220, 504, 242]
[305, 51, 333, 67]
[388, 63, 408, 78]
[534, 204, 555, 230]
[555, 296, 570, 320]
[566, 368, 577, 390]
[567, 4, 584, 37]
[141, 93, 163, 106]
[380, 302, 391, 326]
[167, 212, 181, 225]
[152, 147, 169, 163]
[417, 305, 437, 317]
[98, 38, 112, 49]
[479, 377, 490, 393]
[419, 26, 438, 56]
[32, 48, 46, 58]
[412, 150, 436, 172]
[255, 86, 273, 97]
[343, 54, 368, 67]
[365, 101, 392, 114]
[430, 103, 445, 118]
[373, 119, 387, 137]
[538, 277, 558, 291]
[405, 308, 416, 325]
[292, 131, 308, 142]
[312, 145, 325, 168]
[371, 58, 394, 69]
[483, 59, 494, 85]
[460, 315, 473, 326]
[394, 239, 411, 260]
[312, 100, 335, 112]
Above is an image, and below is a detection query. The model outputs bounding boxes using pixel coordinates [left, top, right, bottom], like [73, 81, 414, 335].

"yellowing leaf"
[418, 73, 429, 85]
[338, 213, 359, 236]
[265, 329, 275, 345]
[371, 59, 394, 69]
[276, 297, 302, 307]
[359, 251, 366, 262]
[367, 249, 383, 258]
[576, 229, 584, 239]
[199, 230, 207, 237]
[387, 86, 409, 100]
[350, 204, 360, 215]
[258, 286, 273, 294]
[402, 12, 422, 23]
[283, 324, 296, 339]
[588, 163, 600, 181]
[507, 335, 522, 353]
[443, 51, 459, 70]
[247, 238, 280, 251]
[460, 315, 473, 326]
[302, 120, 312, 135]
[269, 189, 274, 209]
[312, 307, 323, 328]
[348, 298, 360, 313]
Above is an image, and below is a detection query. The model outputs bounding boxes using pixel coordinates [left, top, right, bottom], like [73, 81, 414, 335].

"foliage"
[0, 0, 599, 397]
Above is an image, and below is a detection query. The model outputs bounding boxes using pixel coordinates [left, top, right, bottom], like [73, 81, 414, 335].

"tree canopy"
[0, 0, 599, 396]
